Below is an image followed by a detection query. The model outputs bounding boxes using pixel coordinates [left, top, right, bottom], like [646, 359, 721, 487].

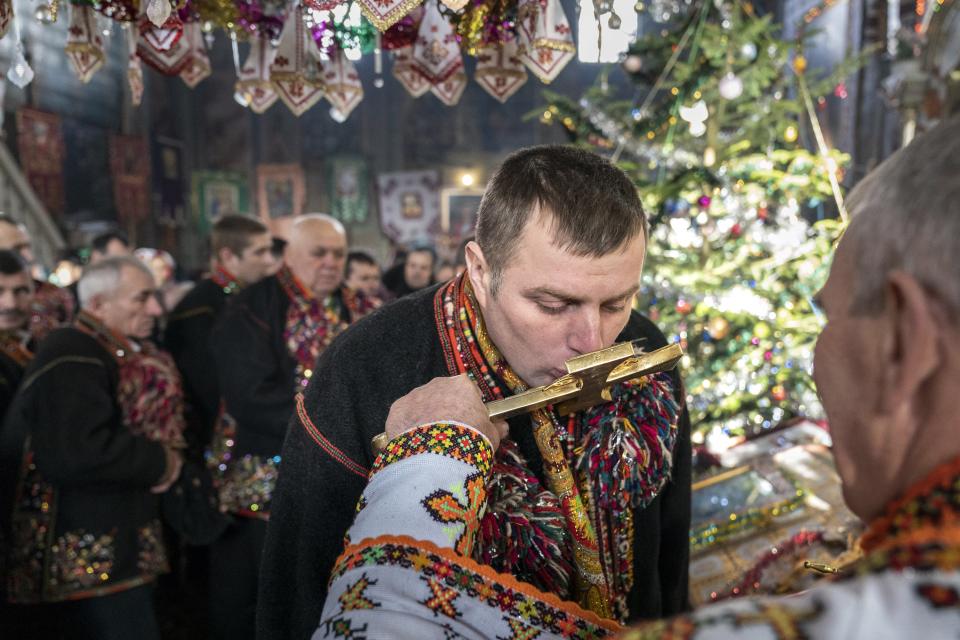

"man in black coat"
[208, 214, 377, 639]
[0, 256, 183, 639]
[166, 215, 273, 450]
[258, 146, 692, 639]
[0, 250, 37, 418]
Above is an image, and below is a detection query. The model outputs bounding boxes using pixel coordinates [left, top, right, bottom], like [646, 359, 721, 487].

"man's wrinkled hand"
[150, 447, 184, 494]
[385, 374, 509, 450]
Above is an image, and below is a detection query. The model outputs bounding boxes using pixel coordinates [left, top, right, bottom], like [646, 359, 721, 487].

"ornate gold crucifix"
[485, 340, 684, 420]
[373, 341, 683, 452]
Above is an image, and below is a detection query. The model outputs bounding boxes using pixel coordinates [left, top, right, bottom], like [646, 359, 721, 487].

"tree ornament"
[621, 53, 642, 73]
[65, 4, 105, 84]
[771, 385, 787, 402]
[740, 41, 757, 60]
[708, 317, 731, 340]
[475, 41, 528, 103]
[676, 299, 693, 315]
[718, 71, 744, 100]
[792, 54, 807, 75]
[236, 35, 278, 114]
[7, 47, 34, 88]
[412, 1, 466, 105]
[783, 124, 799, 143]
[516, 0, 575, 84]
[33, 0, 58, 24]
[146, 0, 172, 28]
[754, 322, 771, 339]
[319, 45, 364, 120]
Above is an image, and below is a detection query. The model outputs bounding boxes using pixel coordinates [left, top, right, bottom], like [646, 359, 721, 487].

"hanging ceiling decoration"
[0, 0, 662, 119]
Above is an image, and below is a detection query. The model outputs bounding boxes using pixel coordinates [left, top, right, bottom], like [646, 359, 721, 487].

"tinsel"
[310, 14, 377, 56]
[451, 0, 515, 55]
[380, 5, 421, 49]
[234, 0, 285, 41]
[473, 440, 574, 598]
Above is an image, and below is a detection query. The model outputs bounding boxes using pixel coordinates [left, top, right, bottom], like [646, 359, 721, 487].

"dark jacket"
[256, 285, 692, 639]
[166, 277, 236, 450]
[0, 328, 168, 603]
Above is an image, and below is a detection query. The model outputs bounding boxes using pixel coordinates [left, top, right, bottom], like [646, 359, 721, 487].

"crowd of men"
[0, 118, 957, 640]
[0, 211, 456, 639]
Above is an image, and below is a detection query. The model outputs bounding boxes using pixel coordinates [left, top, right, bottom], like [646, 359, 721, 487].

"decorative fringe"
[575, 373, 680, 511]
[474, 441, 573, 599]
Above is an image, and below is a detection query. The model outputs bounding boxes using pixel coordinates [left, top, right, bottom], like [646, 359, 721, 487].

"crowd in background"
[0, 211, 468, 639]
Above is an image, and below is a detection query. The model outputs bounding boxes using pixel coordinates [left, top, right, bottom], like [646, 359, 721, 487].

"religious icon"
[257, 164, 305, 224]
[401, 191, 424, 219]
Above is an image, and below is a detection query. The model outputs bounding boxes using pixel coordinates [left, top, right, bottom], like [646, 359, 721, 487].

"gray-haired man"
[0, 256, 182, 639]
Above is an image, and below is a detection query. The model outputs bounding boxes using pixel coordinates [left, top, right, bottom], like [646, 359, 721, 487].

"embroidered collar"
[0, 329, 33, 367]
[276, 264, 318, 310]
[432, 274, 681, 622]
[859, 454, 960, 555]
[75, 310, 138, 361]
[211, 265, 242, 295]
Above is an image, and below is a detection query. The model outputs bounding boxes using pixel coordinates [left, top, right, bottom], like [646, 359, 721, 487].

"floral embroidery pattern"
[373, 423, 494, 479]
[421, 473, 487, 555]
[137, 519, 170, 576]
[207, 410, 280, 518]
[49, 530, 116, 592]
[330, 538, 615, 639]
[339, 573, 379, 611]
[421, 577, 462, 619]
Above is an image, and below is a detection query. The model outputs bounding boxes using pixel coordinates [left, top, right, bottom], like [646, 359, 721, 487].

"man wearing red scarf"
[166, 214, 274, 450]
[209, 214, 377, 639]
[0, 256, 183, 639]
[259, 147, 693, 638]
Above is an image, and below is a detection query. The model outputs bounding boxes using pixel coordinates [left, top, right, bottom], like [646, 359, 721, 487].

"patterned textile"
[372, 422, 495, 478]
[76, 311, 186, 447]
[277, 265, 378, 392]
[432, 274, 680, 621]
[30, 281, 75, 342]
[5, 315, 173, 603]
[621, 454, 960, 639]
[317, 424, 621, 639]
[208, 269, 377, 519]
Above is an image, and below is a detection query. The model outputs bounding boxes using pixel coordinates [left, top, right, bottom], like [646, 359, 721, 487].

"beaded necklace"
[276, 265, 349, 391]
[211, 265, 242, 296]
[434, 274, 682, 622]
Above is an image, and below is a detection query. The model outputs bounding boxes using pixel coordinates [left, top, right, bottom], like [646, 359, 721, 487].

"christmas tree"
[540, 1, 873, 443]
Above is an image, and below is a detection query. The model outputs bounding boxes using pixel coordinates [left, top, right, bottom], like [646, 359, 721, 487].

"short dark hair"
[0, 214, 21, 230]
[346, 250, 378, 278]
[475, 145, 647, 292]
[0, 249, 28, 276]
[271, 236, 287, 259]
[407, 244, 436, 265]
[211, 215, 269, 258]
[91, 230, 130, 255]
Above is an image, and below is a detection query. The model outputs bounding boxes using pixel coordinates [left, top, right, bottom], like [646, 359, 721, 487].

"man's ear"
[464, 241, 491, 307]
[878, 270, 941, 415]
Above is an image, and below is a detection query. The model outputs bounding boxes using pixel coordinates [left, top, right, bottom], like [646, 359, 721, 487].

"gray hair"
[846, 115, 960, 318]
[78, 256, 154, 308]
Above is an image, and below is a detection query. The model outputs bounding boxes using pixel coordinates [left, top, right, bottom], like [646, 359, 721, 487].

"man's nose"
[568, 308, 604, 355]
[146, 295, 163, 317]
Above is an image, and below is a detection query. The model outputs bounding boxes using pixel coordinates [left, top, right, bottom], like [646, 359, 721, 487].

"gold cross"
[486, 341, 684, 420]
[372, 341, 683, 453]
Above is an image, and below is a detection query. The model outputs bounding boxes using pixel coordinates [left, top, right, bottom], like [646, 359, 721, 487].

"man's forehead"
[0, 271, 30, 286]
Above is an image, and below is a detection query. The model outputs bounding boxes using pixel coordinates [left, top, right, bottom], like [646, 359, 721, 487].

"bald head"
[0, 216, 34, 266]
[285, 214, 348, 298]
